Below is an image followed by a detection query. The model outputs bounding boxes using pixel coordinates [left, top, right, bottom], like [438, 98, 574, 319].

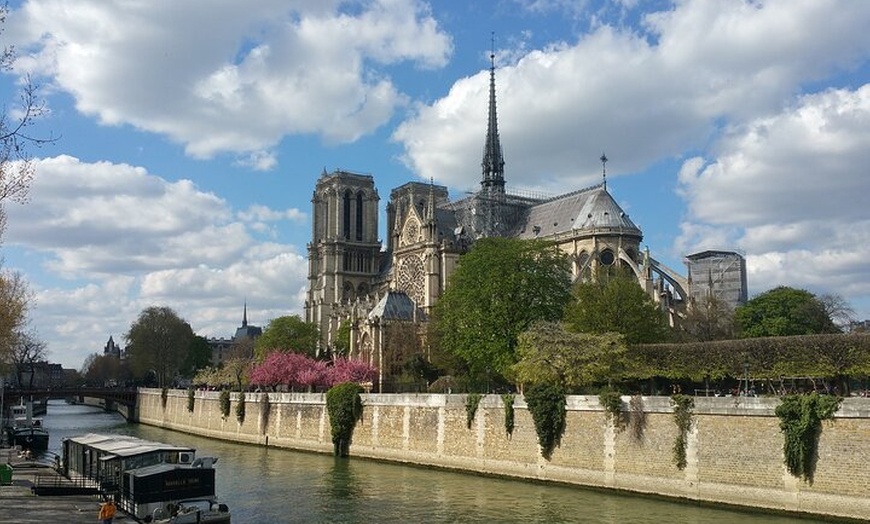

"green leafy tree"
[125, 306, 195, 387]
[736, 286, 840, 338]
[512, 321, 627, 389]
[254, 315, 320, 359]
[180, 335, 213, 378]
[432, 238, 572, 383]
[564, 270, 669, 344]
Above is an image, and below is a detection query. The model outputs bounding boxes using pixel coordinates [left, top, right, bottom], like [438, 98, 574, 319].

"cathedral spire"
[427, 177, 436, 222]
[600, 153, 608, 191]
[242, 300, 248, 328]
[481, 33, 505, 194]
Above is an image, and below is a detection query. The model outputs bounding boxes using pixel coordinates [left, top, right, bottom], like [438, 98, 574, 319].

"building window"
[356, 192, 364, 241]
[600, 249, 615, 266]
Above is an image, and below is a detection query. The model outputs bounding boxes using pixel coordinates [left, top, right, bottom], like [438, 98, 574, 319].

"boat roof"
[65, 433, 194, 457]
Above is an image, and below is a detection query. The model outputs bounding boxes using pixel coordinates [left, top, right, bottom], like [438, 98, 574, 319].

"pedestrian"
[99, 497, 116, 524]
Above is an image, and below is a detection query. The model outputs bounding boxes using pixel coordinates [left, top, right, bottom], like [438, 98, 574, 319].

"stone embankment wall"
[138, 389, 870, 522]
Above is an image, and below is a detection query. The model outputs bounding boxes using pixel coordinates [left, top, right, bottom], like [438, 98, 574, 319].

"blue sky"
[2, 0, 869, 369]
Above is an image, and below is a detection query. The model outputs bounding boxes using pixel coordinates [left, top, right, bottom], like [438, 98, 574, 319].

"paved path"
[1, 447, 109, 524]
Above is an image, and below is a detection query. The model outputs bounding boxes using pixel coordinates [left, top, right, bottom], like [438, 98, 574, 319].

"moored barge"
[62, 433, 230, 523]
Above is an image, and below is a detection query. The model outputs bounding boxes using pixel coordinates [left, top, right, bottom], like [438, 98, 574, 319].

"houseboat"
[62, 433, 230, 523]
[4, 401, 49, 451]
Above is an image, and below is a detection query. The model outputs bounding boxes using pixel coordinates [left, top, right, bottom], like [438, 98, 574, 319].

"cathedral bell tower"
[305, 170, 380, 351]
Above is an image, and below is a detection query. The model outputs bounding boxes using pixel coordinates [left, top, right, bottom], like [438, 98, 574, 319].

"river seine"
[38, 401, 829, 523]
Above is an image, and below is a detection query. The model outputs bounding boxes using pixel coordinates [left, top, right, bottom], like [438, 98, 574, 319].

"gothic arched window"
[356, 192, 364, 241]
[343, 190, 352, 239]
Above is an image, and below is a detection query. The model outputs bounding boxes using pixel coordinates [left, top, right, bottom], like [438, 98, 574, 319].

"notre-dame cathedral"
[303, 55, 735, 383]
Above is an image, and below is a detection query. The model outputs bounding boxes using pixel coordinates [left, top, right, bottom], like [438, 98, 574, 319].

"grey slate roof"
[368, 291, 427, 321]
[513, 184, 641, 240]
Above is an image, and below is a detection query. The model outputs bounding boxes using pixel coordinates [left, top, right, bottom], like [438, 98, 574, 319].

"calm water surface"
[39, 401, 827, 523]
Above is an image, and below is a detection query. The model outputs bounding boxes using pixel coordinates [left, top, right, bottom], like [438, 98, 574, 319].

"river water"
[38, 400, 827, 523]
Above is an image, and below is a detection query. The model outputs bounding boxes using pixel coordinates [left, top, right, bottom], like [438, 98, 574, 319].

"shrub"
[219, 389, 231, 419]
[524, 384, 566, 460]
[775, 393, 841, 482]
[326, 382, 364, 457]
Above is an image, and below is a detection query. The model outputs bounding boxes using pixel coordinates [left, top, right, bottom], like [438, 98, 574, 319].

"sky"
[1, 0, 869, 370]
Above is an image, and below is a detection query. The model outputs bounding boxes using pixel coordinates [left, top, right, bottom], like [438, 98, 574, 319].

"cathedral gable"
[400, 215, 423, 247]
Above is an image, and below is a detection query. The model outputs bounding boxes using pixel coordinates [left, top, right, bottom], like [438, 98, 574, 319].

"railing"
[31, 472, 102, 496]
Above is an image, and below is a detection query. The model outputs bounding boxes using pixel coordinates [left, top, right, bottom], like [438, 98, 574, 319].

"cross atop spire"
[600, 153, 608, 191]
[481, 32, 505, 195]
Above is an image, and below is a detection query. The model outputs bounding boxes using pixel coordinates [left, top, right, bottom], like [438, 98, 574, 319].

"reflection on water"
[38, 401, 828, 523]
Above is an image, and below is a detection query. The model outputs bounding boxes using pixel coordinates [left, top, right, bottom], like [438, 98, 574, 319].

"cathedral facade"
[304, 56, 693, 382]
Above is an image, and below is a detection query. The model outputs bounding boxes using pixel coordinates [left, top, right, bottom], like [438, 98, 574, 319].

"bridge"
[2, 388, 139, 421]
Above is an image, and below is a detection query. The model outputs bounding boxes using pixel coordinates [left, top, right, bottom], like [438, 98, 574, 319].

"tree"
[0, 269, 28, 373]
[736, 286, 839, 338]
[81, 353, 130, 387]
[818, 293, 855, 331]
[333, 320, 351, 356]
[0, 5, 52, 378]
[125, 306, 194, 387]
[8, 329, 46, 388]
[512, 321, 627, 389]
[253, 315, 320, 359]
[680, 294, 736, 342]
[432, 237, 572, 383]
[563, 270, 669, 344]
[180, 335, 213, 378]
[1, 4, 56, 226]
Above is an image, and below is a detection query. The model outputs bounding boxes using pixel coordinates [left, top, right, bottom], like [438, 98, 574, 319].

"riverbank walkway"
[0, 447, 103, 524]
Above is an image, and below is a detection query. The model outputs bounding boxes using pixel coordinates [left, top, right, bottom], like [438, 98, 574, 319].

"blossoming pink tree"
[250, 352, 377, 391]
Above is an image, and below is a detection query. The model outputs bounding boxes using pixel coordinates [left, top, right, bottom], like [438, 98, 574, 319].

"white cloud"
[3, 156, 310, 367]
[676, 85, 870, 310]
[394, 0, 870, 192]
[9, 0, 452, 161]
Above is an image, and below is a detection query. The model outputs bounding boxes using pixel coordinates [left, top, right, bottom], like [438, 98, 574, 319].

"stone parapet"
[138, 390, 870, 522]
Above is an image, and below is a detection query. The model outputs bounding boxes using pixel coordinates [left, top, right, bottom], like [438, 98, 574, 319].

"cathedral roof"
[514, 184, 642, 240]
[368, 291, 427, 322]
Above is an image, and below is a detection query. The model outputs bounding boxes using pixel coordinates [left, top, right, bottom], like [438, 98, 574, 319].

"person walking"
[98, 497, 116, 524]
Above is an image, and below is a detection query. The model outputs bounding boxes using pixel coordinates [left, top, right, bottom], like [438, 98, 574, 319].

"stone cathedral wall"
[138, 389, 870, 522]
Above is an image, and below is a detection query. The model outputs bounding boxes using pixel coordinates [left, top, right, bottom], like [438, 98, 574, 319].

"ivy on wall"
[628, 394, 646, 442]
[775, 393, 841, 482]
[236, 391, 246, 424]
[259, 393, 271, 433]
[186, 387, 195, 413]
[160, 387, 168, 409]
[502, 393, 515, 437]
[326, 382, 364, 457]
[219, 389, 231, 419]
[670, 394, 694, 470]
[466, 393, 483, 429]
[524, 384, 566, 460]
[598, 389, 623, 429]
